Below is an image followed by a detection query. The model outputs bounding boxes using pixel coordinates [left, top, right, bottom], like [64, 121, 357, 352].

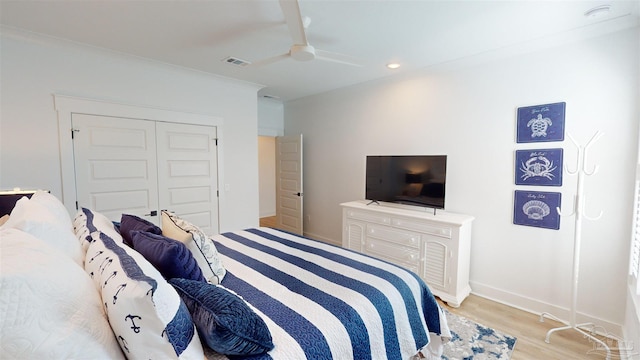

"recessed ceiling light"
[387, 63, 401, 69]
[584, 4, 611, 18]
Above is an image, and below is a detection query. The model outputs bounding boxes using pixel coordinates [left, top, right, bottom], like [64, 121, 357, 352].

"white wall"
[0, 28, 262, 232]
[258, 97, 284, 136]
[285, 28, 639, 332]
[258, 136, 276, 218]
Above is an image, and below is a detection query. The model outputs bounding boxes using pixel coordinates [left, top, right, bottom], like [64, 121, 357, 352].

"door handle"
[296, 192, 303, 197]
[144, 210, 158, 217]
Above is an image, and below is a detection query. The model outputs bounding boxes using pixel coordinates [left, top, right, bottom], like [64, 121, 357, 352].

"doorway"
[258, 136, 277, 227]
[258, 135, 303, 235]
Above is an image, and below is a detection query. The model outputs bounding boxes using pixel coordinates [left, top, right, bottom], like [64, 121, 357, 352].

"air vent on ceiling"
[222, 56, 251, 67]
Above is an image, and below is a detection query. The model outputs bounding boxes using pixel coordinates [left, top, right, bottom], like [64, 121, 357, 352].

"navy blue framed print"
[515, 148, 563, 186]
[516, 102, 565, 143]
[513, 190, 561, 230]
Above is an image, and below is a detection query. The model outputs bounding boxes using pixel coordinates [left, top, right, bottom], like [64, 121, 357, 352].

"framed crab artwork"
[515, 148, 563, 186]
[513, 190, 561, 230]
[516, 102, 566, 143]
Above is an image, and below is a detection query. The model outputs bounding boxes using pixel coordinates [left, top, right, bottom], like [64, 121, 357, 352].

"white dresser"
[340, 201, 474, 307]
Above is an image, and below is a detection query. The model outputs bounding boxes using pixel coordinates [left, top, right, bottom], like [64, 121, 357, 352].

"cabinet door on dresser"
[343, 220, 365, 252]
[422, 237, 450, 293]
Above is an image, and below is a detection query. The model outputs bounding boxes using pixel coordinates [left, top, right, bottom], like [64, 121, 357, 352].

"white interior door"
[276, 134, 303, 235]
[156, 122, 219, 234]
[72, 114, 159, 223]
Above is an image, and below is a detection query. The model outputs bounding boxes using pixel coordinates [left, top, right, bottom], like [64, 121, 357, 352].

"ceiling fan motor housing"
[290, 44, 316, 61]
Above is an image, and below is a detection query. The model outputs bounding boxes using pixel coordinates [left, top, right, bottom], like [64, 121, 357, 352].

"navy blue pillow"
[120, 214, 162, 247]
[131, 231, 206, 282]
[169, 278, 274, 355]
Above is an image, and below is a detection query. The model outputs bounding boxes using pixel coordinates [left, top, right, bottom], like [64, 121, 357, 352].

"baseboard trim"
[470, 280, 623, 338]
[303, 230, 339, 246]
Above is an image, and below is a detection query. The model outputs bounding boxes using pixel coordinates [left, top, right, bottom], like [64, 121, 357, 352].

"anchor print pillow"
[73, 207, 122, 253]
[84, 230, 204, 359]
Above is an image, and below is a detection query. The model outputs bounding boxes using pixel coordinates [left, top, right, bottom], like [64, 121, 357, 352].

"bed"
[0, 191, 450, 360]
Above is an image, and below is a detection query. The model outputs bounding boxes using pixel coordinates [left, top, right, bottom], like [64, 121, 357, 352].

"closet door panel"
[156, 122, 219, 234]
[72, 114, 159, 223]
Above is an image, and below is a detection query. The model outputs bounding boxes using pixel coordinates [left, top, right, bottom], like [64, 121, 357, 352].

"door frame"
[55, 95, 225, 218]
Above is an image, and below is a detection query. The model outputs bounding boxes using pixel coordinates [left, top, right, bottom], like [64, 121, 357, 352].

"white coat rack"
[539, 131, 611, 360]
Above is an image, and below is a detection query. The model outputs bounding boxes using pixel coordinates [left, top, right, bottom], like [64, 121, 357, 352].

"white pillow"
[0, 228, 124, 359]
[85, 230, 204, 359]
[161, 210, 226, 284]
[2, 196, 83, 265]
[30, 190, 72, 226]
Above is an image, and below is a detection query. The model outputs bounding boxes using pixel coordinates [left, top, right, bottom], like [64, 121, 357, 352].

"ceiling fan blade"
[315, 49, 364, 67]
[249, 52, 290, 67]
[279, 0, 307, 45]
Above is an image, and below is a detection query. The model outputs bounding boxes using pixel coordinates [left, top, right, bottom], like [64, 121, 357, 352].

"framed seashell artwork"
[513, 190, 561, 230]
[516, 102, 565, 143]
[515, 148, 563, 186]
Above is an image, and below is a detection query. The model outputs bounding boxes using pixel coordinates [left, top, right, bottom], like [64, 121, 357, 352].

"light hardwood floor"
[439, 295, 621, 360]
[259, 216, 278, 228]
[259, 216, 621, 359]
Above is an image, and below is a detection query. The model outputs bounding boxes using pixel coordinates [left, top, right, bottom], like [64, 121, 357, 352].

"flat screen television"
[365, 155, 447, 209]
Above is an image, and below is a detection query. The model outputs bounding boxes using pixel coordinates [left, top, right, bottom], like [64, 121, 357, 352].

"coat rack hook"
[582, 195, 603, 221]
[556, 195, 576, 217]
[584, 210, 603, 221]
[582, 131, 604, 176]
[565, 134, 580, 175]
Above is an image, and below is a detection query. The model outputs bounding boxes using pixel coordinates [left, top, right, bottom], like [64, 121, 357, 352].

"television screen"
[365, 155, 447, 209]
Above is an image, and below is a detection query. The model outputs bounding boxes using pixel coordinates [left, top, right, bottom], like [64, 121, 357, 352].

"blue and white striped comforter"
[209, 227, 450, 360]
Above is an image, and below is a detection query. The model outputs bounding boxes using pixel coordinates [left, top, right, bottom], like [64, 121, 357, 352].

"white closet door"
[156, 122, 219, 234]
[72, 114, 159, 223]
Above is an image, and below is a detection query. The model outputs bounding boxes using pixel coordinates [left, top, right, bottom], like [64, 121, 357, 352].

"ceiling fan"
[250, 0, 362, 67]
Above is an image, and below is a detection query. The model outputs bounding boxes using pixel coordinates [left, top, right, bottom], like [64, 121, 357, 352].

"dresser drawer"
[391, 217, 452, 239]
[365, 237, 421, 267]
[367, 223, 421, 249]
[346, 209, 391, 225]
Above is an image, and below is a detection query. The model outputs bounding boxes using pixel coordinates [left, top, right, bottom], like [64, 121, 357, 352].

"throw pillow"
[131, 230, 206, 282]
[85, 231, 204, 359]
[161, 210, 226, 284]
[3, 196, 83, 265]
[30, 190, 73, 226]
[120, 213, 162, 247]
[73, 207, 121, 252]
[169, 278, 274, 356]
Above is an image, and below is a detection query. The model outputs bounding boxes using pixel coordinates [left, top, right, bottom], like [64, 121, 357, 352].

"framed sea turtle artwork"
[516, 102, 566, 143]
[513, 190, 561, 230]
[515, 148, 563, 186]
